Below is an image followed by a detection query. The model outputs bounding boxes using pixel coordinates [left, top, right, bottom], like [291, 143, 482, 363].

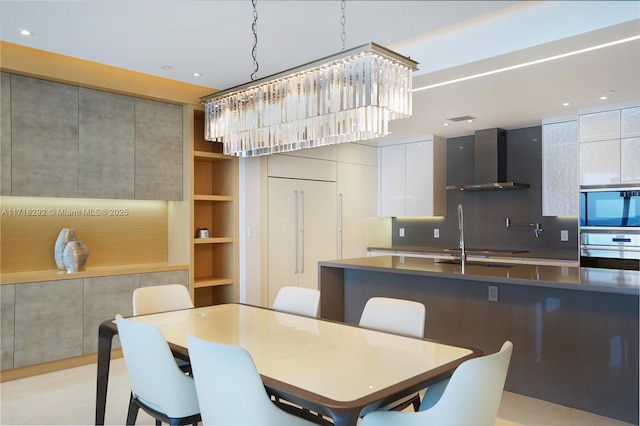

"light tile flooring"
[0, 358, 634, 425]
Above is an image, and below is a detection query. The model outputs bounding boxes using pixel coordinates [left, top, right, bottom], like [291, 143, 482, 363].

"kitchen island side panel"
[337, 268, 639, 425]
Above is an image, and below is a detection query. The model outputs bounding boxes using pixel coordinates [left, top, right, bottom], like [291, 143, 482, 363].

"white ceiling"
[1, 0, 639, 140]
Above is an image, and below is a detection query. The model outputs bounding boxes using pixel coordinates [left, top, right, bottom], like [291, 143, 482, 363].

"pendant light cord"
[341, 0, 346, 51]
[251, 0, 259, 81]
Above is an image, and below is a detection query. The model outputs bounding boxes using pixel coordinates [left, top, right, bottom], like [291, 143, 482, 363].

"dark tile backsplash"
[392, 126, 579, 256]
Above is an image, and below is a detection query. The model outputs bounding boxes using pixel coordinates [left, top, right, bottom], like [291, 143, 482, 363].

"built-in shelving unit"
[190, 107, 238, 307]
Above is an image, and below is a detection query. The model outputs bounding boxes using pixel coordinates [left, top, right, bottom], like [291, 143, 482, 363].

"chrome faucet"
[457, 204, 466, 267]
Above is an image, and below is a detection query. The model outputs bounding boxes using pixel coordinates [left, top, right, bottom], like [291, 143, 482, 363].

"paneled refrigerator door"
[298, 179, 337, 291]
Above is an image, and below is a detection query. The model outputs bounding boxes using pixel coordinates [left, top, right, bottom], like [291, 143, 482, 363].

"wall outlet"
[399, 228, 405, 237]
[561, 230, 569, 242]
[488, 285, 498, 302]
[433, 228, 440, 239]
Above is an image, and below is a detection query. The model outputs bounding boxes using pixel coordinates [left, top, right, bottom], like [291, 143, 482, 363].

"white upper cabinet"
[542, 119, 578, 216]
[378, 137, 446, 217]
[579, 103, 640, 186]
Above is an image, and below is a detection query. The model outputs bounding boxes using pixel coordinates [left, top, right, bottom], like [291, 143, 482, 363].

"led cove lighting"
[413, 35, 640, 93]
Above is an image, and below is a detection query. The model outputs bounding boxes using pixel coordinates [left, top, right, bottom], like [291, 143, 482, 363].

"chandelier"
[201, 42, 417, 157]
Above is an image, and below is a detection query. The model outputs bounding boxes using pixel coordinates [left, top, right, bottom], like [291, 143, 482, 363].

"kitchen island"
[319, 256, 639, 424]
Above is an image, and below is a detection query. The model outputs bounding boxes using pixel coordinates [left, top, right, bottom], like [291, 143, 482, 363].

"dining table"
[95, 303, 481, 426]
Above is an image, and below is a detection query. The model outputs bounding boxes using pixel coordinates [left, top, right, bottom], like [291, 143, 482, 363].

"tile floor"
[0, 358, 634, 425]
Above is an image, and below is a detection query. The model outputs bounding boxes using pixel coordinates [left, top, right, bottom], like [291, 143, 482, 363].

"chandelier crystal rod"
[201, 42, 418, 157]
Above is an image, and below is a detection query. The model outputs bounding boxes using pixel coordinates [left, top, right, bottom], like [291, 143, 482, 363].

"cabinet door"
[338, 162, 379, 259]
[406, 141, 433, 216]
[621, 107, 640, 138]
[621, 137, 640, 184]
[14, 279, 83, 368]
[267, 178, 300, 306]
[379, 144, 405, 216]
[11, 75, 79, 197]
[579, 139, 620, 185]
[298, 179, 337, 291]
[135, 99, 183, 200]
[542, 120, 578, 216]
[1, 73, 10, 196]
[79, 88, 135, 198]
[579, 110, 621, 143]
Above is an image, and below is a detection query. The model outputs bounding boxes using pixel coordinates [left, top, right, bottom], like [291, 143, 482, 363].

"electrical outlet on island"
[399, 228, 405, 237]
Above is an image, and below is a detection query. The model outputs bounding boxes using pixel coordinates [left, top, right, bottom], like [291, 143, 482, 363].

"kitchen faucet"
[458, 204, 466, 267]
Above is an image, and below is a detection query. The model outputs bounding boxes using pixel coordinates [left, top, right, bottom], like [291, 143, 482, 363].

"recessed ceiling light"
[600, 90, 615, 100]
[600, 95, 608, 100]
[161, 65, 173, 70]
[443, 123, 449, 126]
[467, 119, 473, 123]
[193, 72, 202, 77]
[562, 102, 571, 106]
[18, 29, 32, 36]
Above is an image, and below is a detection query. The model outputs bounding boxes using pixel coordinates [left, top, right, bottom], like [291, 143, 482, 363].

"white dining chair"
[115, 315, 201, 426]
[133, 284, 194, 316]
[186, 335, 325, 425]
[359, 296, 426, 412]
[360, 341, 514, 426]
[273, 286, 321, 317]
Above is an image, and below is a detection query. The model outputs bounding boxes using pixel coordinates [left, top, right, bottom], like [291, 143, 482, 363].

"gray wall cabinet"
[2, 74, 183, 201]
[11, 75, 80, 197]
[2, 269, 189, 370]
[1, 72, 11, 195]
[79, 88, 135, 199]
[14, 279, 85, 368]
[134, 99, 183, 200]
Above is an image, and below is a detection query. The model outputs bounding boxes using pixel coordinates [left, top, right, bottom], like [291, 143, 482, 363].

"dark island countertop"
[367, 246, 578, 266]
[319, 255, 639, 296]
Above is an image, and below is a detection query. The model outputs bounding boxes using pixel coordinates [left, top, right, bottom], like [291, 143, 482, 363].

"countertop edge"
[319, 257, 639, 296]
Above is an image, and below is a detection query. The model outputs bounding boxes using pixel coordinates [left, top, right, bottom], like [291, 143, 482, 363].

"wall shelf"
[189, 106, 238, 307]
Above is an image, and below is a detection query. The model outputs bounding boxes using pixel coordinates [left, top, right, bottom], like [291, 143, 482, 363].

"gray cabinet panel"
[140, 270, 189, 288]
[1, 285, 15, 370]
[14, 279, 83, 368]
[11, 75, 79, 197]
[83, 274, 139, 353]
[1, 72, 11, 195]
[135, 99, 183, 200]
[79, 88, 135, 199]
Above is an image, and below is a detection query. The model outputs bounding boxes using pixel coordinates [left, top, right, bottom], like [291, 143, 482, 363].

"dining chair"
[186, 334, 328, 425]
[360, 341, 514, 425]
[133, 284, 194, 373]
[115, 315, 201, 426]
[272, 286, 321, 317]
[132, 284, 194, 316]
[359, 296, 426, 412]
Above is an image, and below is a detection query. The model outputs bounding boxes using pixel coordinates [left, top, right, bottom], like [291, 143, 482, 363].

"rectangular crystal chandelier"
[201, 42, 418, 157]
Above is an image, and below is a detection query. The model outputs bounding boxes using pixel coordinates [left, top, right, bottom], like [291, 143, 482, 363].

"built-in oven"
[579, 185, 640, 270]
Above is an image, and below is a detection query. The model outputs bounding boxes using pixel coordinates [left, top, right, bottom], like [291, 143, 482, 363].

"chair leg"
[411, 394, 421, 411]
[155, 420, 161, 426]
[126, 393, 139, 426]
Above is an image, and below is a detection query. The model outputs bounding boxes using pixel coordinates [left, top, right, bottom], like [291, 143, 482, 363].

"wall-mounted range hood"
[446, 128, 529, 191]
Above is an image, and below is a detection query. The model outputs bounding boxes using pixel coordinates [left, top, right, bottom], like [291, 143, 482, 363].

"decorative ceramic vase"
[54, 228, 78, 271]
[62, 240, 90, 273]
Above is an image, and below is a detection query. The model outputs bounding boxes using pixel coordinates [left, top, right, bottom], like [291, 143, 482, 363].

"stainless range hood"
[446, 128, 529, 191]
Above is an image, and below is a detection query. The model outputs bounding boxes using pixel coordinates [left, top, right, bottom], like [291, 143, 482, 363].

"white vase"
[62, 240, 90, 273]
[54, 228, 77, 271]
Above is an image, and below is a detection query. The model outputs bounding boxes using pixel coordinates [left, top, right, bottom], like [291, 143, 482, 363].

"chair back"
[133, 284, 193, 316]
[273, 286, 320, 317]
[422, 340, 513, 425]
[359, 297, 426, 338]
[115, 315, 199, 418]
[360, 341, 513, 426]
[186, 335, 315, 425]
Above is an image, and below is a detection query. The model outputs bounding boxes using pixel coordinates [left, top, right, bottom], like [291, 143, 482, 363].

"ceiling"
[1, 1, 639, 140]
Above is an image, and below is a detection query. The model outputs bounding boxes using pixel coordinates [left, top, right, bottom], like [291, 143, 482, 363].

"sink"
[436, 260, 518, 268]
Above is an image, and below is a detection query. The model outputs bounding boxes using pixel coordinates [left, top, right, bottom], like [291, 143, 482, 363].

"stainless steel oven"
[579, 185, 640, 270]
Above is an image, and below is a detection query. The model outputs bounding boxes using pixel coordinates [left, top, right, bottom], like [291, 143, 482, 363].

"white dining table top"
[127, 303, 474, 403]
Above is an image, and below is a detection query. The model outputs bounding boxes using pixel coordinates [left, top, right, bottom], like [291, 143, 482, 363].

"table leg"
[95, 321, 115, 425]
